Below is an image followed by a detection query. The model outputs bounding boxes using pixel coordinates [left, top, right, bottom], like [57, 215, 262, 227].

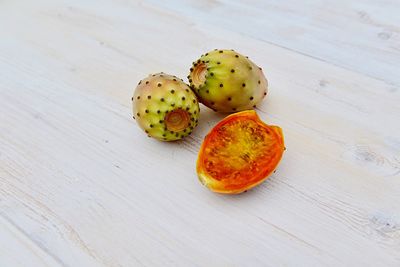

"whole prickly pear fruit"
[188, 49, 268, 113]
[132, 73, 200, 141]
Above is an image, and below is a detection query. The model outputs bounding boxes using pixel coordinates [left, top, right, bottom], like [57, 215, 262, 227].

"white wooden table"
[1, 1, 400, 266]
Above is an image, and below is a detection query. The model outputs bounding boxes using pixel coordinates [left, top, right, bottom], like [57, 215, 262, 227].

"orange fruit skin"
[197, 110, 285, 194]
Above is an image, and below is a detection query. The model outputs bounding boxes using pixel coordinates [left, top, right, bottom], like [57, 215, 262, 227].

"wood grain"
[0, 0, 399, 266]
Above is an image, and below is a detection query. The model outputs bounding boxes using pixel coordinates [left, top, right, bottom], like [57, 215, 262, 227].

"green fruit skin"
[188, 49, 268, 113]
[132, 73, 200, 141]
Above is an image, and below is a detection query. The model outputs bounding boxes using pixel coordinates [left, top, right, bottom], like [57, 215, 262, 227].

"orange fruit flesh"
[197, 110, 284, 194]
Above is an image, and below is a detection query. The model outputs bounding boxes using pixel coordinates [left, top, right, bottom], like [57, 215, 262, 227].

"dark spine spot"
[173, 78, 177, 81]
[159, 120, 163, 123]
[219, 50, 223, 53]
[131, 97, 133, 101]
[250, 96, 254, 100]
[258, 80, 260, 84]
[220, 83, 223, 87]
[145, 109, 149, 113]
[157, 83, 162, 87]
[206, 90, 209, 93]
[137, 96, 140, 99]
[171, 90, 175, 94]
[235, 55, 239, 58]
[231, 69, 235, 73]
[150, 124, 153, 128]
[192, 99, 196, 103]
[242, 83, 246, 87]
[161, 98, 164, 102]
[185, 89, 189, 92]
[228, 97, 231, 101]
[137, 113, 140, 117]
[189, 79, 192, 83]
[190, 68, 193, 71]
[182, 97, 186, 100]
[210, 72, 214, 76]
[171, 103, 175, 107]
[146, 81, 149, 84]
[217, 61, 221, 64]
[157, 110, 161, 114]
[147, 95, 151, 99]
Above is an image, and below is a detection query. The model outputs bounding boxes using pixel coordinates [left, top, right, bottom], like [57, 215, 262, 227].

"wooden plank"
[0, 216, 62, 267]
[0, 0, 399, 266]
[143, 0, 400, 86]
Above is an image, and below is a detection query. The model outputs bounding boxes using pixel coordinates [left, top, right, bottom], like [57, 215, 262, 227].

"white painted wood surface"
[1, 0, 399, 266]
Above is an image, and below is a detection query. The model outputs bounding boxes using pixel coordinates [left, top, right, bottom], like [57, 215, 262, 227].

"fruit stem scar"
[192, 63, 207, 88]
[164, 109, 190, 132]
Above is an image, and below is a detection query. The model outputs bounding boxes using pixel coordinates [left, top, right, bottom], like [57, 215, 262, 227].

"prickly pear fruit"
[197, 110, 285, 194]
[188, 49, 268, 113]
[132, 73, 200, 141]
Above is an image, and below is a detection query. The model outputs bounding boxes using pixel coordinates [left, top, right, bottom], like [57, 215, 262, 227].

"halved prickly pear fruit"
[197, 110, 284, 194]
